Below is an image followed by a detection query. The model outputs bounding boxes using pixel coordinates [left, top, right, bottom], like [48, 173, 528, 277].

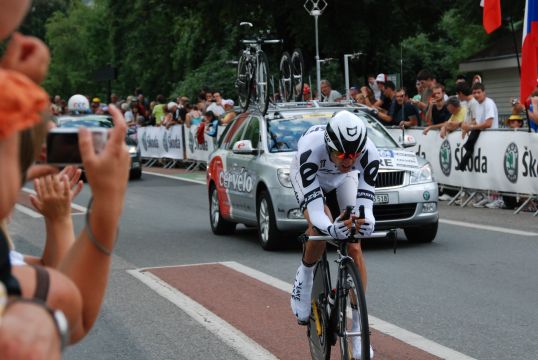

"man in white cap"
[221, 99, 236, 125]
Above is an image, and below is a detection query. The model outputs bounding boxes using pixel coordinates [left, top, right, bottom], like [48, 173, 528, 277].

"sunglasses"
[332, 151, 361, 161]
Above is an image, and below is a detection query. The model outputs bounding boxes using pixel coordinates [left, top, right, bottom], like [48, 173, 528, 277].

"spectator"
[527, 95, 538, 132]
[320, 79, 342, 102]
[374, 81, 396, 124]
[457, 82, 498, 171]
[206, 91, 225, 116]
[373, 74, 387, 107]
[186, 101, 204, 128]
[390, 88, 419, 129]
[162, 102, 181, 128]
[425, 84, 450, 126]
[91, 97, 104, 115]
[221, 99, 236, 125]
[359, 86, 375, 106]
[455, 74, 467, 85]
[110, 93, 120, 107]
[506, 114, 524, 129]
[455, 82, 479, 125]
[368, 74, 382, 100]
[152, 95, 166, 126]
[137, 94, 148, 118]
[348, 86, 359, 99]
[204, 111, 219, 146]
[50, 95, 63, 116]
[413, 69, 434, 113]
[423, 96, 466, 137]
[303, 84, 312, 101]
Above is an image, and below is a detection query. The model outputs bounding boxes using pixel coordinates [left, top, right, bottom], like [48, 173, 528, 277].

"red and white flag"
[481, 0, 502, 34]
[520, 0, 538, 101]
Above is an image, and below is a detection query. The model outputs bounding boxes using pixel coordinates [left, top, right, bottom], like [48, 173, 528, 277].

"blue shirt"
[207, 119, 219, 137]
[529, 104, 538, 132]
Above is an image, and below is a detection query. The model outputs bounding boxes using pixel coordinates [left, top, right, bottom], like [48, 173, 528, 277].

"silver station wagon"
[207, 102, 438, 250]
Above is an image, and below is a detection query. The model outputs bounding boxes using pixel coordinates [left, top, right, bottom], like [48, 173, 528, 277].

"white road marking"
[19, 187, 88, 216]
[14, 204, 42, 218]
[127, 269, 277, 360]
[440, 219, 538, 237]
[142, 171, 206, 185]
[221, 261, 477, 360]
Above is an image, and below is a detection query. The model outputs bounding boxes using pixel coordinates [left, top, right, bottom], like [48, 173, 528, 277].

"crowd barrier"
[137, 124, 537, 213]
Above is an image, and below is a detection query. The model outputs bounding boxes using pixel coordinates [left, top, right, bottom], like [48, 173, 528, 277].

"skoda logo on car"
[439, 139, 451, 176]
[504, 142, 519, 183]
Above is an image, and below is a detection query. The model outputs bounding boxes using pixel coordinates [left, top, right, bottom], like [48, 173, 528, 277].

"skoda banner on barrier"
[137, 125, 184, 160]
[387, 128, 538, 195]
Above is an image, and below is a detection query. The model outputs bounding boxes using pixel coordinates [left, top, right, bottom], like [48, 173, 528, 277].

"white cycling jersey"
[290, 124, 379, 235]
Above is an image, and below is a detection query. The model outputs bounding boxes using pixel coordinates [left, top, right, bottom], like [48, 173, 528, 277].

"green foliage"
[391, 9, 488, 94]
[25, 0, 522, 100]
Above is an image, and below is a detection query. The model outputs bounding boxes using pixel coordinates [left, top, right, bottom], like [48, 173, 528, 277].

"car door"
[230, 115, 261, 221]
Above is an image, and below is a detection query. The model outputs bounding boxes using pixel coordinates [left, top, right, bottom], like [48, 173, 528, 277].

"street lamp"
[344, 52, 362, 100]
[304, 0, 327, 100]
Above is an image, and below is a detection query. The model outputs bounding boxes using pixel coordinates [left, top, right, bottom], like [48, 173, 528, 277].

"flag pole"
[508, 11, 532, 132]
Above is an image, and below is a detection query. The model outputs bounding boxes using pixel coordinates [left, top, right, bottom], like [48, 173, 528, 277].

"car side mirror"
[232, 140, 260, 155]
[400, 134, 417, 148]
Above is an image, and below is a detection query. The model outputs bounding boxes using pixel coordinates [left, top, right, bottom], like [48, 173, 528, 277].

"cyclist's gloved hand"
[327, 213, 350, 240]
[354, 205, 375, 236]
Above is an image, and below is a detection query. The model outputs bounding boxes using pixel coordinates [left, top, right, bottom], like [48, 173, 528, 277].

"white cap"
[67, 94, 90, 112]
[375, 73, 386, 83]
[223, 99, 234, 107]
[167, 102, 178, 110]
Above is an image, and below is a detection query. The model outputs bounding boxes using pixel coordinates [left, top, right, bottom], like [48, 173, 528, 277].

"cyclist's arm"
[294, 138, 332, 234]
[355, 140, 380, 211]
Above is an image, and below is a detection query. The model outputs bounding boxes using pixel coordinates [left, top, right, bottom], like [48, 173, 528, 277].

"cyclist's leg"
[290, 205, 332, 324]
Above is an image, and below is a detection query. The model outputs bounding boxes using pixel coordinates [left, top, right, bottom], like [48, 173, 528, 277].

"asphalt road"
[9, 173, 538, 360]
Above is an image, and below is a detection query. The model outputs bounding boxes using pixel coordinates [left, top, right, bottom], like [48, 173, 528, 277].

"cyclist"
[290, 110, 379, 359]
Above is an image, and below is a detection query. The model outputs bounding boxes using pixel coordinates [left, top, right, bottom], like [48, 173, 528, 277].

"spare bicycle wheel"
[236, 52, 251, 111]
[255, 50, 270, 115]
[291, 49, 304, 102]
[279, 52, 292, 102]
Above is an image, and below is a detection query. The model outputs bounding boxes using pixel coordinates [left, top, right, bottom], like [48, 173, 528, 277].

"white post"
[344, 54, 351, 100]
[314, 15, 321, 100]
[304, 0, 327, 101]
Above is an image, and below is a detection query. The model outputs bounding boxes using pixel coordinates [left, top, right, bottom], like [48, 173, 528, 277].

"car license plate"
[374, 194, 389, 204]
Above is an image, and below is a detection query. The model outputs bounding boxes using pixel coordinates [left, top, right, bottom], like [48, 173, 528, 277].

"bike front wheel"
[279, 51, 292, 102]
[338, 260, 370, 360]
[307, 260, 331, 360]
[255, 50, 270, 115]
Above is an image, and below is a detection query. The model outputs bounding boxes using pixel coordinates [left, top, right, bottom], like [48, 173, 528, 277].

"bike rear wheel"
[307, 260, 331, 360]
[255, 50, 270, 115]
[338, 260, 370, 360]
[291, 49, 304, 102]
[237, 52, 252, 111]
[279, 52, 292, 102]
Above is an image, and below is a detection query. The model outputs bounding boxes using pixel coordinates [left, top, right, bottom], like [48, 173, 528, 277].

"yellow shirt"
[448, 106, 466, 123]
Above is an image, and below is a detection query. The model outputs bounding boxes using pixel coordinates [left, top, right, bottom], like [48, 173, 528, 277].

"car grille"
[376, 171, 405, 188]
[373, 203, 416, 221]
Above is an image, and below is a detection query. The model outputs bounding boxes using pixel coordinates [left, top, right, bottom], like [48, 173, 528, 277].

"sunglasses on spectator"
[331, 150, 361, 161]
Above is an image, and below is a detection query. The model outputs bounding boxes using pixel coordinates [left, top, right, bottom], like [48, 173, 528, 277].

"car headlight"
[277, 168, 292, 188]
[128, 145, 138, 155]
[410, 163, 433, 184]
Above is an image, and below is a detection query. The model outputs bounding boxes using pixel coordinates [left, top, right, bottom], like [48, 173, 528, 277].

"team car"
[207, 101, 438, 250]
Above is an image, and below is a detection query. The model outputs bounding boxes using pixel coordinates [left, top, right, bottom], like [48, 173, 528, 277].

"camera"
[46, 128, 108, 166]
[511, 98, 518, 106]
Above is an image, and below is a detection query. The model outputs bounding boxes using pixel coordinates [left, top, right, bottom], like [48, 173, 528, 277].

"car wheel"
[209, 184, 236, 235]
[130, 169, 142, 180]
[404, 221, 438, 243]
[257, 191, 284, 250]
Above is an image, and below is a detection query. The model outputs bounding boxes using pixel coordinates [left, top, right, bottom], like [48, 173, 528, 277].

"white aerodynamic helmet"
[67, 94, 90, 113]
[324, 110, 367, 155]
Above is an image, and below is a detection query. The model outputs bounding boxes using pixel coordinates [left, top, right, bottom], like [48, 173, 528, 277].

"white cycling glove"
[327, 213, 350, 240]
[354, 206, 375, 236]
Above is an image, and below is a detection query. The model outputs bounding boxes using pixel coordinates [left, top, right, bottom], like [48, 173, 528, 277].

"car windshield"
[59, 118, 113, 128]
[266, 111, 398, 153]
